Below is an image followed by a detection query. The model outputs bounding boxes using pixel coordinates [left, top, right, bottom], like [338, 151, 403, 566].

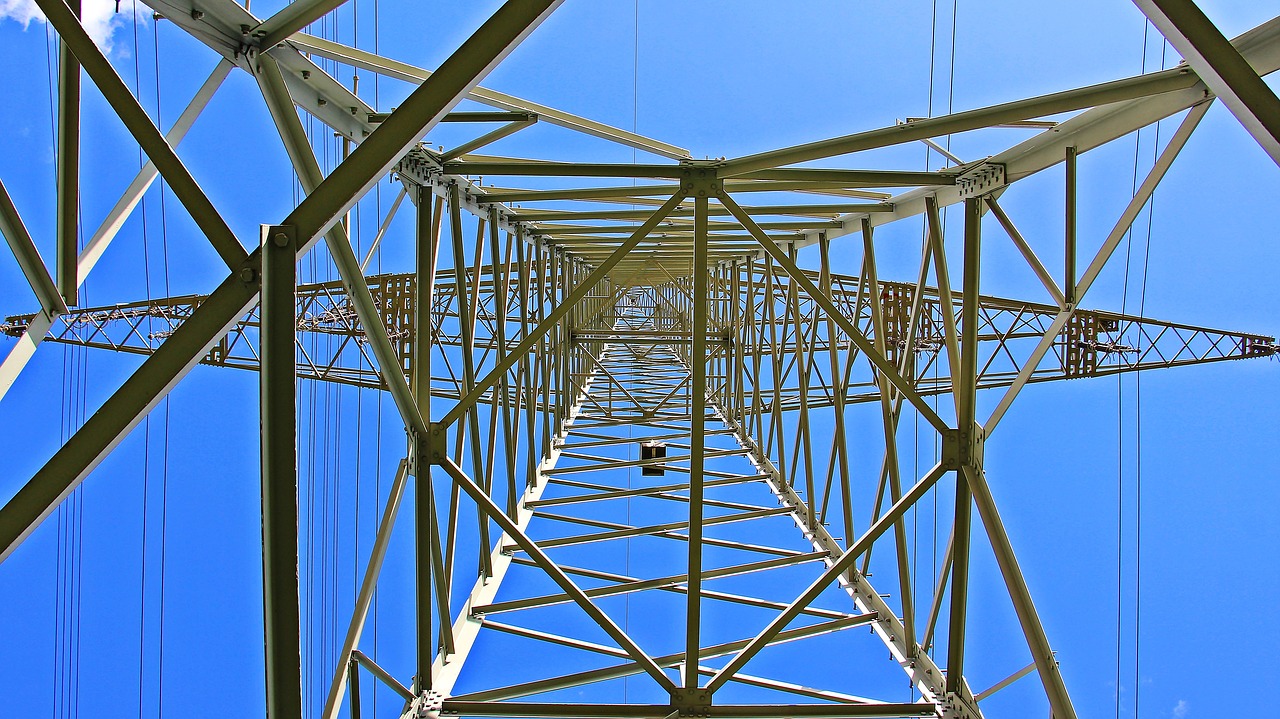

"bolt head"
[272, 231, 290, 248]
[238, 267, 257, 283]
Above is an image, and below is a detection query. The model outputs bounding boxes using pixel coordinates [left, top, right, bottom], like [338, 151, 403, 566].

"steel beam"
[414, 183, 437, 695]
[359, 186, 408, 271]
[260, 225, 302, 719]
[437, 456, 679, 694]
[0, 179, 66, 318]
[974, 661, 1037, 703]
[256, 0, 350, 48]
[318, 461, 410, 719]
[285, 31, 691, 159]
[519, 202, 889, 222]
[352, 650, 414, 702]
[968, 467, 1077, 719]
[945, 199, 982, 698]
[446, 184, 493, 578]
[984, 197, 1065, 308]
[720, 64, 1202, 176]
[685, 191, 709, 692]
[705, 462, 949, 693]
[437, 701, 934, 718]
[441, 115, 538, 162]
[456, 613, 881, 702]
[1135, 0, 1280, 165]
[482, 180, 891, 203]
[55, 0, 80, 305]
[1064, 145, 1077, 304]
[859, 219, 916, 657]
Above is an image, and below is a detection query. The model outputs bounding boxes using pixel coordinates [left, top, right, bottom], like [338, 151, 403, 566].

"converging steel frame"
[2, 1, 1279, 718]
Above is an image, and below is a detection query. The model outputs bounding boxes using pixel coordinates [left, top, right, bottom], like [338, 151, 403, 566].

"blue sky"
[1, 1, 1279, 718]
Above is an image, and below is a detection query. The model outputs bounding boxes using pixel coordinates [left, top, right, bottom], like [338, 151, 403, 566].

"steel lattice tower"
[2, 1, 1279, 718]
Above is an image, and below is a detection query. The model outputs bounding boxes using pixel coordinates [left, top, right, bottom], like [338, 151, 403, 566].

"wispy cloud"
[1173, 699, 1189, 718]
[0, 0, 147, 55]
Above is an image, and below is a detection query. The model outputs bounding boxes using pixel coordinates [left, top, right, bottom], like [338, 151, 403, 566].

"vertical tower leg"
[260, 225, 302, 718]
[414, 184, 437, 694]
[55, 0, 80, 306]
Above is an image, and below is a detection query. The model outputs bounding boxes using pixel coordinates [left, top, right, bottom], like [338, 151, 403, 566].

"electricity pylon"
[2, 2, 1279, 718]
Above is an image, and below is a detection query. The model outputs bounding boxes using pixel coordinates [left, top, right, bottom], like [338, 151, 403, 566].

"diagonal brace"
[33, 0, 247, 270]
[0, 179, 66, 317]
[1134, 0, 1280, 165]
[437, 456, 678, 694]
[718, 190, 949, 433]
[439, 190, 688, 427]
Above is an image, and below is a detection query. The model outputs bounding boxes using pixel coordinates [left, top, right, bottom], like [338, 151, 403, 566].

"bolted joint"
[679, 161, 723, 197]
[956, 162, 1006, 199]
[669, 688, 712, 717]
[262, 224, 296, 252]
[940, 422, 985, 471]
[412, 689, 445, 718]
[426, 422, 449, 465]
[939, 690, 981, 719]
[409, 430, 427, 476]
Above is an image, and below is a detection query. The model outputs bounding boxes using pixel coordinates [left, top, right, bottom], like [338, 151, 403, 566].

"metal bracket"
[1063, 312, 1101, 378]
[679, 161, 723, 197]
[393, 149, 523, 238]
[426, 422, 449, 465]
[668, 687, 713, 717]
[940, 690, 982, 719]
[412, 689, 445, 718]
[941, 422, 985, 471]
[956, 162, 1006, 199]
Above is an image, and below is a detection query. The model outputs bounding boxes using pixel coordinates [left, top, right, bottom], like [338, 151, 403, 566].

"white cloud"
[0, 0, 148, 55]
[1173, 699, 1190, 718]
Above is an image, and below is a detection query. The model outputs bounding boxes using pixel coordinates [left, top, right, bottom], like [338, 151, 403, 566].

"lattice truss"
[1, 2, 1279, 719]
